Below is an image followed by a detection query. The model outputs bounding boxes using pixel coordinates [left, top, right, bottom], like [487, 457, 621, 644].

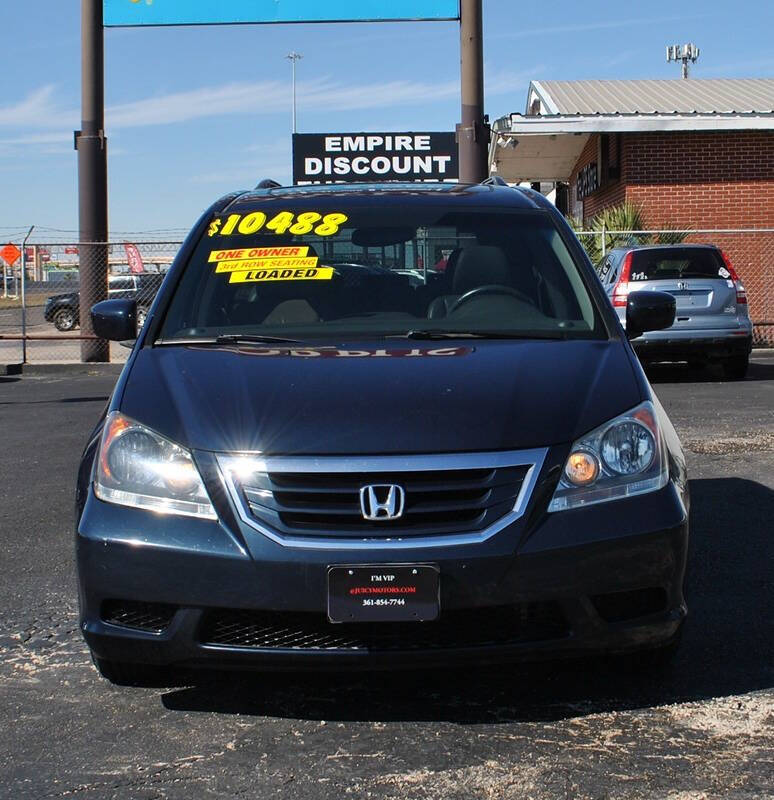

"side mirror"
[91, 299, 138, 341]
[626, 291, 676, 340]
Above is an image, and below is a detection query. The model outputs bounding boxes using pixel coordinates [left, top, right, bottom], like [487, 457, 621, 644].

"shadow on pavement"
[0, 395, 108, 405]
[645, 358, 774, 384]
[161, 476, 774, 723]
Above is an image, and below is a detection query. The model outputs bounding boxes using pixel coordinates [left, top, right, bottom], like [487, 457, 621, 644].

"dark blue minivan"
[77, 182, 688, 684]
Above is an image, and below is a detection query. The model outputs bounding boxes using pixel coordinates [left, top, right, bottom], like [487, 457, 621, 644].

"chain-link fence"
[0, 241, 180, 364]
[1, 229, 772, 364]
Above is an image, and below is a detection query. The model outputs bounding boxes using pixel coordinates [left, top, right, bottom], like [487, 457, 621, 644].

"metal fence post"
[601, 222, 606, 260]
[21, 226, 34, 364]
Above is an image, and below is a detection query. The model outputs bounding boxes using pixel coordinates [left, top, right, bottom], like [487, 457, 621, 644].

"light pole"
[286, 51, 303, 134]
[458, 0, 487, 183]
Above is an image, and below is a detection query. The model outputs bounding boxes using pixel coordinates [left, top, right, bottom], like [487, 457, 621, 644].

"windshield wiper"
[389, 329, 567, 340]
[155, 334, 306, 346]
[215, 334, 306, 345]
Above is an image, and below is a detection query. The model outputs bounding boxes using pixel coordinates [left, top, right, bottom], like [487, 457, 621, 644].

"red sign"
[0, 244, 21, 266]
[64, 246, 79, 255]
[124, 243, 145, 274]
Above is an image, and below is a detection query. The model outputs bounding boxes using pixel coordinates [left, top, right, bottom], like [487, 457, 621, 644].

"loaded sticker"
[207, 211, 348, 238]
[229, 267, 334, 284]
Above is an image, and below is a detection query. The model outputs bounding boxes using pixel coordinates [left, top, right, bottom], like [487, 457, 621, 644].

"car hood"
[47, 292, 79, 302]
[119, 340, 642, 455]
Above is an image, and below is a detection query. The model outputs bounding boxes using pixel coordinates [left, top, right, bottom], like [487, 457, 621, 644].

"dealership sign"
[293, 133, 459, 184]
[103, 1, 460, 27]
[577, 162, 599, 200]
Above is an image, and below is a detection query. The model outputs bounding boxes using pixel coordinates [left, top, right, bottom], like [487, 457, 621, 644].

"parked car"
[597, 244, 752, 379]
[77, 180, 688, 685]
[44, 273, 164, 331]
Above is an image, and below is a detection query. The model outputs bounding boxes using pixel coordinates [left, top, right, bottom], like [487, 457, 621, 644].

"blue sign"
[103, 1, 460, 27]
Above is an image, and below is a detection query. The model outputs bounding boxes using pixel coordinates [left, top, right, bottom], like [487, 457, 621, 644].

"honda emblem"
[359, 484, 405, 521]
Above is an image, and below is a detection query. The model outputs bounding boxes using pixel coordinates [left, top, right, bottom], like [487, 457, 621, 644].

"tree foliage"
[568, 203, 689, 265]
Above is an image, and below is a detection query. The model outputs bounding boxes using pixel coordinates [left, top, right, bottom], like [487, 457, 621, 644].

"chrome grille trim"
[216, 449, 548, 550]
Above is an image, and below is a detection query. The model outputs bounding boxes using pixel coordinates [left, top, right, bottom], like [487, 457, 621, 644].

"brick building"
[490, 79, 774, 343]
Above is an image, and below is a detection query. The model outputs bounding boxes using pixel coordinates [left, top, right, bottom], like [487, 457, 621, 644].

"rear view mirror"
[351, 227, 416, 247]
[626, 291, 675, 340]
[91, 299, 138, 341]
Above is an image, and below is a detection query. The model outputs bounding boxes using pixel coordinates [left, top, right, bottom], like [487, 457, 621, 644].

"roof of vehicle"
[608, 243, 720, 253]
[223, 182, 548, 212]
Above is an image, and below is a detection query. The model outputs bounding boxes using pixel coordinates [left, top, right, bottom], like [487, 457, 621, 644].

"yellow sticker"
[217, 257, 319, 273]
[207, 212, 348, 238]
[229, 266, 335, 284]
[208, 246, 309, 263]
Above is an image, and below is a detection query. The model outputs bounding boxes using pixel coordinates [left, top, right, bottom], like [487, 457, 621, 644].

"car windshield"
[629, 247, 727, 281]
[158, 201, 602, 342]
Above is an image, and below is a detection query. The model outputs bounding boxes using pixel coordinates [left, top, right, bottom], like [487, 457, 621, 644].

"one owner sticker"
[209, 246, 319, 274]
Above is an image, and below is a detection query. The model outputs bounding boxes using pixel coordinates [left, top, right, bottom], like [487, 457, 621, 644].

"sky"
[1, 0, 772, 238]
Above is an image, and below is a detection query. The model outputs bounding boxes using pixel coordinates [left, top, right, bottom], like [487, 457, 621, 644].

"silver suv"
[598, 245, 752, 379]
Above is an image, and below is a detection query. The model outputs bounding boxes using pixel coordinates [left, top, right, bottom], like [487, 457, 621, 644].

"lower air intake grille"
[199, 604, 568, 652]
[102, 600, 177, 633]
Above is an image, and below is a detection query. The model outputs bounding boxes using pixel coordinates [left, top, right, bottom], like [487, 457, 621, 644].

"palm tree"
[568, 203, 689, 265]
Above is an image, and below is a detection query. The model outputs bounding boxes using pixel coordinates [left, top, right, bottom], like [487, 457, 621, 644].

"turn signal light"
[564, 451, 600, 486]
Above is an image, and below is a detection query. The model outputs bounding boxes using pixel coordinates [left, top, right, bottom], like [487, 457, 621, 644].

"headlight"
[548, 401, 668, 512]
[94, 412, 217, 519]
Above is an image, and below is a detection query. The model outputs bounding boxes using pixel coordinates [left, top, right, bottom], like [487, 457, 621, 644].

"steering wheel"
[449, 285, 533, 315]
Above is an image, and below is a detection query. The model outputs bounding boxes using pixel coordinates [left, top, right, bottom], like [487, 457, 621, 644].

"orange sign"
[0, 244, 21, 266]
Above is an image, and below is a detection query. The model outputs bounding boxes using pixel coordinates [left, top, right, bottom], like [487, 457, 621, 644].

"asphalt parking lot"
[1, 355, 772, 799]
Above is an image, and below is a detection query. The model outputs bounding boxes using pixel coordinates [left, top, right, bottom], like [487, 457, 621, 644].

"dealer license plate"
[327, 565, 440, 623]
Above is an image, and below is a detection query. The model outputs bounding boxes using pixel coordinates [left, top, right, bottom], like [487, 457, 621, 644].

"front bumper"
[77, 470, 689, 670]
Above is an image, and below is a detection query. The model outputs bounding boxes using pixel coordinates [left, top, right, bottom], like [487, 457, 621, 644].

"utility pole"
[457, 0, 488, 183]
[287, 52, 303, 134]
[76, 0, 109, 362]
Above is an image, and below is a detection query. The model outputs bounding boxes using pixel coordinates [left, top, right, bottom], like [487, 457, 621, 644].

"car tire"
[53, 308, 77, 332]
[721, 354, 749, 381]
[91, 655, 174, 687]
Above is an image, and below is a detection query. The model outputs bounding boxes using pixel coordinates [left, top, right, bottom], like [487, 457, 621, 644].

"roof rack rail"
[255, 179, 282, 189]
[481, 176, 509, 186]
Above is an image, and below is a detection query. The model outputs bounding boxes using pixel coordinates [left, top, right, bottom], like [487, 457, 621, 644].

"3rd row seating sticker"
[209, 246, 319, 273]
[207, 211, 348, 238]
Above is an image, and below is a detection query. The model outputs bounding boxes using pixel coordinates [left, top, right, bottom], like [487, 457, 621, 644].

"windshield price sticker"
[229, 266, 334, 284]
[207, 211, 348, 238]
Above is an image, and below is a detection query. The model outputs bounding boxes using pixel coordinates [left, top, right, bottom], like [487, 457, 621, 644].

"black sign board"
[293, 132, 459, 184]
[577, 162, 599, 200]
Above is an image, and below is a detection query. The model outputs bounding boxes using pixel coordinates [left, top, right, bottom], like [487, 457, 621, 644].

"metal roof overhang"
[489, 112, 774, 183]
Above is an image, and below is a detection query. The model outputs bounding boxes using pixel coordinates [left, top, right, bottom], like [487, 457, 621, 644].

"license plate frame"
[327, 564, 440, 623]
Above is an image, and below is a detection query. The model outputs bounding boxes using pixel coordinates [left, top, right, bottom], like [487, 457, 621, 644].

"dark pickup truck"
[45, 274, 164, 331]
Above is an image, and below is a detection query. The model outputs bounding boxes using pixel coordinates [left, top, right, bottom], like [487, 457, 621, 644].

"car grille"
[101, 600, 177, 633]
[199, 604, 568, 652]
[237, 464, 531, 540]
